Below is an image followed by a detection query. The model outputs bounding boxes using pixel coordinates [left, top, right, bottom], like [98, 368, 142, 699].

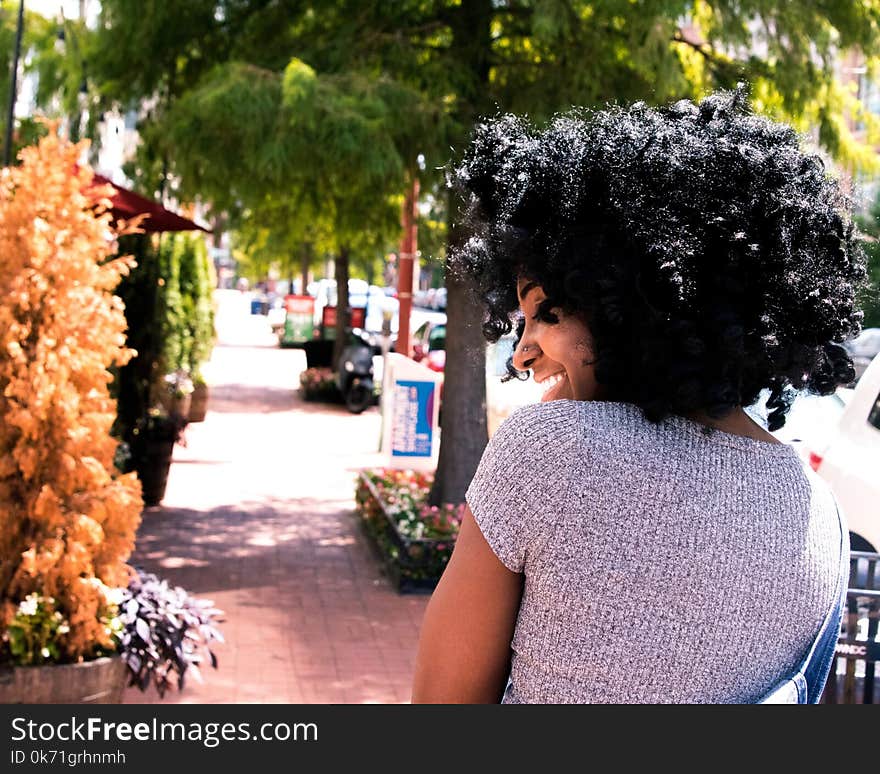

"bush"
[112, 233, 163, 450]
[158, 233, 215, 384]
[117, 568, 224, 698]
[0, 130, 143, 663]
[299, 367, 341, 402]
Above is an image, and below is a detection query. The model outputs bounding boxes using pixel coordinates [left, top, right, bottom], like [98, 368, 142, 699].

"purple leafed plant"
[117, 568, 225, 698]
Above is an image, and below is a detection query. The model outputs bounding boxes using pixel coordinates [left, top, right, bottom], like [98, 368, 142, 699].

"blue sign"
[390, 380, 436, 457]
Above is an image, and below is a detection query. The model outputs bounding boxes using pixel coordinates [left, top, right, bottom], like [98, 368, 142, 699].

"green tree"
[89, 1, 880, 505]
[854, 192, 880, 328]
[0, 5, 94, 158]
[150, 56, 430, 363]
[232, 194, 332, 294]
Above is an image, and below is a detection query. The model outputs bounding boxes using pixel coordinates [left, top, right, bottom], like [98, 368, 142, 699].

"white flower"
[18, 594, 39, 617]
[103, 586, 125, 606]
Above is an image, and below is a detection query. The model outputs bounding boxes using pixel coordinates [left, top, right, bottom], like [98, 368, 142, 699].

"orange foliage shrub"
[0, 129, 143, 662]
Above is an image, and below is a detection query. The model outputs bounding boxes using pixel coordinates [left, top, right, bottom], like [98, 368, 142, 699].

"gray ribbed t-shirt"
[465, 400, 842, 704]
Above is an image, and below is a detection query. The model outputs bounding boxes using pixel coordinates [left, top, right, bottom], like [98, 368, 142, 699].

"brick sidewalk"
[123, 292, 429, 704]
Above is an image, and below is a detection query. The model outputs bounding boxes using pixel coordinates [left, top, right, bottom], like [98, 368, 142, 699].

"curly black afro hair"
[449, 87, 867, 430]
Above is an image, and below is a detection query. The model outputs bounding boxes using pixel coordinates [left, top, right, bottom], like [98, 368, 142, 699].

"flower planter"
[0, 655, 127, 704]
[355, 471, 458, 593]
[299, 367, 343, 403]
[188, 382, 209, 422]
[135, 436, 175, 507]
[163, 392, 192, 421]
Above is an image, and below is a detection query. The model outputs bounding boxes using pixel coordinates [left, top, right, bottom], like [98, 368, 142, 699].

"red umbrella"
[90, 173, 210, 233]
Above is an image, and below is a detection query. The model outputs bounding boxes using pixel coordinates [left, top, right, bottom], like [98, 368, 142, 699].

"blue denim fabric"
[758, 502, 849, 704]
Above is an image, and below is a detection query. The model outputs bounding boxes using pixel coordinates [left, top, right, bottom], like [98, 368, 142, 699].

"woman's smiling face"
[511, 277, 602, 402]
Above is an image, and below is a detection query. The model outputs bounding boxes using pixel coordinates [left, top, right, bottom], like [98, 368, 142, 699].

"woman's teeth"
[541, 373, 565, 393]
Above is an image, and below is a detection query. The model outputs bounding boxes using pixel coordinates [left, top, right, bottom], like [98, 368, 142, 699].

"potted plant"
[117, 568, 224, 697]
[299, 366, 341, 402]
[1, 568, 224, 702]
[156, 233, 215, 426]
[129, 408, 186, 507]
[188, 370, 209, 423]
[354, 469, 463, 592]
[0, 588, 128, 703]
[0, 131, 224, 704]
[158, 369, 194, 422]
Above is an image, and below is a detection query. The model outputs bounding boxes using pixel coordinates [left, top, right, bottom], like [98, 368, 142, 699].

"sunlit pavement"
[123, 290, 428, 704]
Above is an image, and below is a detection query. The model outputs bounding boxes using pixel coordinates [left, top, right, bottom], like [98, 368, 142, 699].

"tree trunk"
[211, 213, 226, 249]
[428, 200, 489, 507]
[332, 246, 350, 368]
[428, 0, 493, 506]
[300, 241, 313, 297]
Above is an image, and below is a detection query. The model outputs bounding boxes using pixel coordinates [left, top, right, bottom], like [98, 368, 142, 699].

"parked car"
[842, 327, 880, 382]
[803, 353, 880, 552]
[748, 389, 852, 464]
[412, 319, 446, 373]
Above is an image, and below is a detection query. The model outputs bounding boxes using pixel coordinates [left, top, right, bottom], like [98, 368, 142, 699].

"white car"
[753, 389, 851, 464]
[843, 327, 880, 382]
[805, 353, 880, 551]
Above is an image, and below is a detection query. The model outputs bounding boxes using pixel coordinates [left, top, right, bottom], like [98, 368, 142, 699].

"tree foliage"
[0, 130, 143, 662]
[0, 6, 104, 161]
[157, 233, 215, 380]
[854, 191, 880, 328]
[112, 232, 162, 450]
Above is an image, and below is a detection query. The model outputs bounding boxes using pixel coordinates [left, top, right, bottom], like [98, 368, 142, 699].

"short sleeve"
[465, 402, 578, 572]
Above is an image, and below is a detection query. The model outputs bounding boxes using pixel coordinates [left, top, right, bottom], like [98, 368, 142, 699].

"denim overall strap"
[758, 499, 849, 704]
[799, 500, 849, 703]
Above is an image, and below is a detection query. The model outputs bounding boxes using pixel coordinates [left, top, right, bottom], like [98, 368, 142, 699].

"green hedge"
[112, 232, 215, 458]
[158, 234, 215, 381]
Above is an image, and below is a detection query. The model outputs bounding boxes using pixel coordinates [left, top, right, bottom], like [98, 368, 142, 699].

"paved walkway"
[123, 290, 429, 704]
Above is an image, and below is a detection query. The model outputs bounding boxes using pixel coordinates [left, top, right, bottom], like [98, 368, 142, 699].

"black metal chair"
[821, 551, 880, 703]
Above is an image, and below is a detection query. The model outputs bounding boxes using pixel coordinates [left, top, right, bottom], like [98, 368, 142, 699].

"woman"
[411, 88, 864, 704]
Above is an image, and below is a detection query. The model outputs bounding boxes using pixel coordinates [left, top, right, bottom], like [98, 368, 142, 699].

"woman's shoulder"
[483, 402, 583, 469]
[499, 399, 644, 439]
[496, 400, 586, 444]
[488, 400, 642, 464]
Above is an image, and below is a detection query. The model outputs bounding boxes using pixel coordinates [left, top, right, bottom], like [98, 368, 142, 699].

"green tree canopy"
[854, 190, 880, 328]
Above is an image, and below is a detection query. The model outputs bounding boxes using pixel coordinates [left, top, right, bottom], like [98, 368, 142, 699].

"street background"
[123, 289, 428, 704]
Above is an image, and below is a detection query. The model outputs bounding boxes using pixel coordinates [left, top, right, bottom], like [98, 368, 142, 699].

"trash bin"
[303, 339, 334, 368]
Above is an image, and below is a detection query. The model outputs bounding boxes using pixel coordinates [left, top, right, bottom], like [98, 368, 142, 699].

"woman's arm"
[411, 506, 524, 703]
